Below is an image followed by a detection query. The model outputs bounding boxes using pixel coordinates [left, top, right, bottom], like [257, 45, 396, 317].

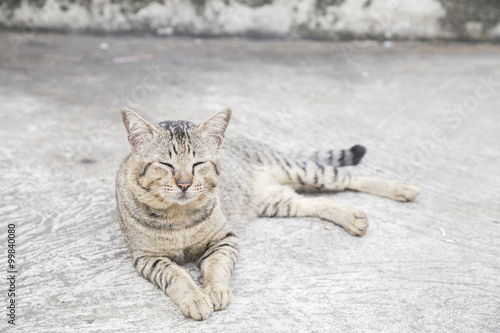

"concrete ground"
[1, 34, 499, 332]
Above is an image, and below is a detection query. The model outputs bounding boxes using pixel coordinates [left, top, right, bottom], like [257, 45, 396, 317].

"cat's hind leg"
[253, 170, 369, 236]
[270, 159, 420, 202]
[346, 176, 420, 202]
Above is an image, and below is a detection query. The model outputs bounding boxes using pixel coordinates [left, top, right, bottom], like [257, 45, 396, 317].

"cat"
[115, 108, 420, 320]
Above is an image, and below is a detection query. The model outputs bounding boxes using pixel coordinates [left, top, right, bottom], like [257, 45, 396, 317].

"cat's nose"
[177, 182, 191, 192]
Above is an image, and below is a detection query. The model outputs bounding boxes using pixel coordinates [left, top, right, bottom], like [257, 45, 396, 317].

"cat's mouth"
[173, 192, 197, 205]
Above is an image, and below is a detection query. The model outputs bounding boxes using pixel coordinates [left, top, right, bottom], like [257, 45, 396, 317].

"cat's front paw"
[179, 288, 213, 321]
[390, 182, 420, 202]
[203, 283, 232, 311]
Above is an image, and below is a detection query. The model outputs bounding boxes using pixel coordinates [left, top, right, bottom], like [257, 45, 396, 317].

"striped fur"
[116, 108, 420, 320]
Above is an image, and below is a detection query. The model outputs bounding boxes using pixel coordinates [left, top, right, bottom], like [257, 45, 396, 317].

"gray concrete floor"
[1, 34, 499, 332]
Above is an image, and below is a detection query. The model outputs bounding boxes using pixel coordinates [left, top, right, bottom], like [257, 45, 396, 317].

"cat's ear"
[198, 108, 232, 149]
[121, 108, 158, 154]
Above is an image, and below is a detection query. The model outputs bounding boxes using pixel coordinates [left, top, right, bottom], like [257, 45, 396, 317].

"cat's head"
[121, 108, 231, 207]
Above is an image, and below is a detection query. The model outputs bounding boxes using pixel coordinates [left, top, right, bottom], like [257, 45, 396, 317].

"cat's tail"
[294, 145, 366, 167]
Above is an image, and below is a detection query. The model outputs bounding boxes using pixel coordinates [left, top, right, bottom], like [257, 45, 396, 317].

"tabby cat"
[115, 108, 420, 320]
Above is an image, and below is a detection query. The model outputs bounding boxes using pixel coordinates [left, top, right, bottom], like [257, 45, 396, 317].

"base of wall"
[1, 0, 499, 41]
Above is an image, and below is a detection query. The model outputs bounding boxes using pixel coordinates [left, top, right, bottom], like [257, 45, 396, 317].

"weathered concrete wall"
[0, 0, 499, 41]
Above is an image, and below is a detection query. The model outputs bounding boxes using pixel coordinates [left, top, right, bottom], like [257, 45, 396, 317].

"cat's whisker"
[200, 191, 216, 200]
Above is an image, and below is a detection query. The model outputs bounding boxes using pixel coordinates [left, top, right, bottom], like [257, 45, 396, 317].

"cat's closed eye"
[192, 161, 206, 173]
[159, 162, 175, 170]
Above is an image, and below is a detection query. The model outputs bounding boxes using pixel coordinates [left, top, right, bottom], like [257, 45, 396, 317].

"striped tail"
[296, 145, 366, 167]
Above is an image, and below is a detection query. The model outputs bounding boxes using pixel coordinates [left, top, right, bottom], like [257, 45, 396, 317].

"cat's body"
[116, 108, 420, 320]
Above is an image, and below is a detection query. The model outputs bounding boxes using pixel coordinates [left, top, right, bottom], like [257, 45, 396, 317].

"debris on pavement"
[112, 54, 154, 64]
[438, 227, 456, 244]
